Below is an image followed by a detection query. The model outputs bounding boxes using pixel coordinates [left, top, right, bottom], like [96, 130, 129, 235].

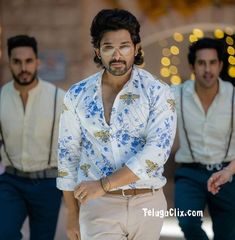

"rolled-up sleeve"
[125, 85, 177, 180]
[56, 93, 81, 191]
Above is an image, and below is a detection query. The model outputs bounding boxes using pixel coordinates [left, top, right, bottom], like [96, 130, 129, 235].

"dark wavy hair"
[188, 37, 224, 65]
[7, 35, 38, 57]
[90, 9, 144, 67]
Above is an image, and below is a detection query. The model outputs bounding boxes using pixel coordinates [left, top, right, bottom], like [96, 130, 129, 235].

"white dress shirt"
[173, 79, 235, 164]
[0, 79, 65, 171]
[57, 66, 177, 191]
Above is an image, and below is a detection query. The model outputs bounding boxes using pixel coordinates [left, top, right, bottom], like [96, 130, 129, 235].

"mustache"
[109, 60, 126, 64]
[18, 71, 31, 76]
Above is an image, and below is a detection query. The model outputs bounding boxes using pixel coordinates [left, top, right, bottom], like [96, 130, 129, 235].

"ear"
[134, 43, 141, 56]
[36, 59, 41, 67]
[94, 48, 101, 58]
[219, 60, 223, 72]
[189, 64, 195, 73]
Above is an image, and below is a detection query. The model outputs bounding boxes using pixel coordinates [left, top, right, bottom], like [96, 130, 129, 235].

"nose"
[21, 62, 26, 72]
[112, 48, 121, 60]
[205, 63, 211, 72]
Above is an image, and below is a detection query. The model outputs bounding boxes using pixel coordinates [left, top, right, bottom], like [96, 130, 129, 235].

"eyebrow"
[11, 57, 34, 61]
[102, 41, 132, 45]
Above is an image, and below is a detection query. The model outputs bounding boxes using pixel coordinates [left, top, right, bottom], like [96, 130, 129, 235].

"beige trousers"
[79, 188, 167, 240]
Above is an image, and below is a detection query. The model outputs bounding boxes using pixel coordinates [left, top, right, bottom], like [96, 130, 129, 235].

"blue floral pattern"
[57, 67, 177, 191]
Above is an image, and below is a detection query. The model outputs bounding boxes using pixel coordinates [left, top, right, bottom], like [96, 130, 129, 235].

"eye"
[12, 59, 21, 64]
[102, 45, 114, 51]
[119, 44, 132, 54]
[26, 58, 34, 63]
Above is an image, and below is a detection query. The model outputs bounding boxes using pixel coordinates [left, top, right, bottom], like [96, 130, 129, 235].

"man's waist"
[180, 162, 230, 171]
[106, 188, 159, 197]
[5, 166, 58, 179]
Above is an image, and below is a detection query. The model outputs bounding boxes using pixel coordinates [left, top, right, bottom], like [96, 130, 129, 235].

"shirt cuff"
[56, 177, 77, 191]
[125, 156, 147, 180]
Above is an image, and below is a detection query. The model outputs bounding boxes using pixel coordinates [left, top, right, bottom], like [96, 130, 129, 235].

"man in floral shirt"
[57, 9, 176, 240]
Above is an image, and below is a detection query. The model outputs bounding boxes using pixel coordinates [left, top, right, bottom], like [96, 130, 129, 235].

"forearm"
[103, 166, 139, 190]
[63, 191, 79, 214]
[224, 160, 235, 175]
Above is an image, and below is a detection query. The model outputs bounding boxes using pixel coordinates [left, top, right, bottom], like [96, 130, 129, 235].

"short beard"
[106, 60, 130, 76]
[12, 71, 37, 86]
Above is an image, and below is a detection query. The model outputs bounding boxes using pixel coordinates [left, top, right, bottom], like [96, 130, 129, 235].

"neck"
[195, 80, 219, 108]
[102, 68, 132, 91]
[13, 78, 38, 94]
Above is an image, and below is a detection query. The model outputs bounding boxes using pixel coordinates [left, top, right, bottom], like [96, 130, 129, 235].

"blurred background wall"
[0, 0, 235, 213]
[0, 0, 235, 90]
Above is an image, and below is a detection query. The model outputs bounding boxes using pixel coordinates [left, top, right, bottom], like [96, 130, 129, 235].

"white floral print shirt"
[57, 66, 176, 191]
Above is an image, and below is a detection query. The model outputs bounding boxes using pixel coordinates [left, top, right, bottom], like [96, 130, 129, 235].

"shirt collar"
[11, 78, 42, 96]
[184, 77, 226, 97]
[97, 65, 138, 91]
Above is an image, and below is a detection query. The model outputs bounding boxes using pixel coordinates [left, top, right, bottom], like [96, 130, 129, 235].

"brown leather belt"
[107, 188, 158, 197]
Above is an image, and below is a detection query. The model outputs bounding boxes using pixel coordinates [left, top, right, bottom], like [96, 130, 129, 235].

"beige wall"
[0, 0, 235, 89]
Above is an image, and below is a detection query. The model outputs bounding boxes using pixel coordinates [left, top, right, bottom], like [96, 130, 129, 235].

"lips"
[19, 72, 30, 79]
[203, 74, 213, 80]
[110, 61, 126, 68]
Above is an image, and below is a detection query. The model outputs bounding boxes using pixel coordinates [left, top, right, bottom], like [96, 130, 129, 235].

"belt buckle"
[206, 163, 223, 171]
[206, 164, 213, 171]
[121, 189, 132, 197]
[215, 163, 223, 171]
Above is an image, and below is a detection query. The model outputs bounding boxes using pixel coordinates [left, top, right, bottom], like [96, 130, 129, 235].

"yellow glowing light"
[169, 65, 178, 75]
[193, 29, 204, 38]
[189, 34, 198, 43]
[173, 32, 184, 42]
[228, 66, 235, 78]
[214, 29, 224, 39]
[190, 73, 195, 80]
[170, 75, 182, 85]
[228, 56, 235, 65]
[160, 67, 170, 77]
[161, 57, 171, 66]
[226, 36, 234, 46]
[225, 27, 234, 36]
[170, 46, 179, 55]
[172, 56, 180, 65]
[162, 48, 171, 57]
[227, 46, 235, 55]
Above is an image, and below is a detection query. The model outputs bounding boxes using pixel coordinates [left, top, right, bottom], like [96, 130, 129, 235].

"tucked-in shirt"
[0, 79, 65, 171]
[173, 79, 235, 164]
[57, 66, 176, 191]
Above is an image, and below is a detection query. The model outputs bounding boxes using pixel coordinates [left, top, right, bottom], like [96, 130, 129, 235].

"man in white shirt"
[174, 37, 235, 240]
[0, 35, 65, 239]
[57, 9, 176, 240]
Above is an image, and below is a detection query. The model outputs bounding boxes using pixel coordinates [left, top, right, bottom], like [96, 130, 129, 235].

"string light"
[170, 46, 179, 55]
[160, 67, 170, 77]
[193, 28, 204, 38]
[161, 57, 171, 66]
[227, 46, 235, 56]
[214, 29, 224, 39]
[173, 32, 184, 42]
[170, 75, 181, 85]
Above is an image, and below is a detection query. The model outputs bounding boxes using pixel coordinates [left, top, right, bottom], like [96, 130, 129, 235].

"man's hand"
[74, 180, 106, 204]
[66, 210, 80, 240]
[207, 168, 233, 195]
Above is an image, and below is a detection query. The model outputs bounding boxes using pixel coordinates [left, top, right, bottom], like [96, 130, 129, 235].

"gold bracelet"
[100, 177, 111, 192]
[100, 178, 107, 192]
